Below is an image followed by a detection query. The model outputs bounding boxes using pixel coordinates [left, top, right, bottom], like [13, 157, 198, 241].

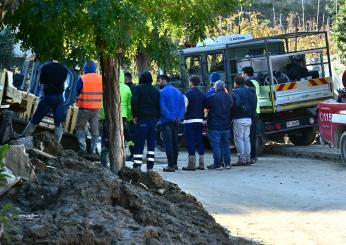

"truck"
[319, 100, 346, 164]
[173, 31, 334, 154]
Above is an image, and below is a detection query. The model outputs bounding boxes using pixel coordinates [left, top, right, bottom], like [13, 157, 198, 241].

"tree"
[333, 1, 346, 64]
[5, 0, 243, 173]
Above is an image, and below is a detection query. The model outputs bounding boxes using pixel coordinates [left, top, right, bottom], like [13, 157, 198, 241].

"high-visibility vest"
[77, 73, 103, 109]
[250, 79, 260, 114]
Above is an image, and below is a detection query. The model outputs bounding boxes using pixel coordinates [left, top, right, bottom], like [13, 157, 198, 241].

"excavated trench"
[0, 132, 254, 245]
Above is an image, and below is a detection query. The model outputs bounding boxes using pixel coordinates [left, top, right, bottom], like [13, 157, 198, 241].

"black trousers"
[162, 121, 179, 167]
[250, 114, 257, 159]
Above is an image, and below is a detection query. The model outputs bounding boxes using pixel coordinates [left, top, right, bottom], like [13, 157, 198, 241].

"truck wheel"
[256, 135, 265, 155]
[156, 126, 165, 151]
[340, 132, 346, 165]
[289, 128, 316, 146]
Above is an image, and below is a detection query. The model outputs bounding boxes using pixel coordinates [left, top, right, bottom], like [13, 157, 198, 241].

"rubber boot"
[18, 122, 37, 137]
[90, 134, 99, 154]
[101, 149, 109, 168]
[182, 155, 196, 171]
[196, 155, 205, 170]
[76, 130, 87, 152]
[54, 126, 64, 143]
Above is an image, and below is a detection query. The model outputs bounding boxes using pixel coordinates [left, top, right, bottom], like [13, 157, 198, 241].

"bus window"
[185, 55, 201, 75]
[207, 53, 224, 73]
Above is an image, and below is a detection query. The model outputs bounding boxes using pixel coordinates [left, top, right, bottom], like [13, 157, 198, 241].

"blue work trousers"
[133, 120, 157, 169]
[208, 129, 231, 167]
[184, 122, 204, 156]
[31, 95, 65, 127]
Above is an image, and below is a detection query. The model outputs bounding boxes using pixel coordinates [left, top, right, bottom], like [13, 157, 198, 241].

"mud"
[1, 133, 251, 245]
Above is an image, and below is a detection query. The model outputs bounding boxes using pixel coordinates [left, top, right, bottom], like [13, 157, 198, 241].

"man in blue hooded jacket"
[158, 74, 185, 172]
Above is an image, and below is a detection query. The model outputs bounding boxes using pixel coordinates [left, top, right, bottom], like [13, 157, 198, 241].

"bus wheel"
[340, 132, 346, 166]
[289, 128, 316, 146]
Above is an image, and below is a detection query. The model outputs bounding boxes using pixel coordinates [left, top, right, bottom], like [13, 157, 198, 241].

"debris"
[8, 136, 33, 148]
[4, 145, 35, 180]
[0, 150, 250, 244]
[33, 131, 63, 156]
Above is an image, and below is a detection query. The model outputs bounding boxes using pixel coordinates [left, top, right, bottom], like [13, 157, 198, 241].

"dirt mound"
[33, 131, 63, 156]
[1, 150, 252, 245]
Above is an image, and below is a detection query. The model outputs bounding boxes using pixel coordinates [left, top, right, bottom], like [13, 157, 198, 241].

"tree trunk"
[136, 48, 150, 75]
[99, 55, 125, 174]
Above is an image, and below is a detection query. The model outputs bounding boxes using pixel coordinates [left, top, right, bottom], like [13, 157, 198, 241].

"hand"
[132, 117, 138, 125]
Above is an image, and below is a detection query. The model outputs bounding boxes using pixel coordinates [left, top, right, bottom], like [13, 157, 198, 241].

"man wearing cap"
[205, 80, 232, 170]
[76, 61, 103, 154]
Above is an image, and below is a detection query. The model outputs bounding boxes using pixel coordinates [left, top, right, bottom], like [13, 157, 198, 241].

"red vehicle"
[319, 100, 346, 164]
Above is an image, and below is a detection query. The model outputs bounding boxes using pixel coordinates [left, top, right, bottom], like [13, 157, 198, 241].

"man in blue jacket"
[205, 80, 232, 170]
[232, 76, 257, 166]
[158, 74, 185, 172]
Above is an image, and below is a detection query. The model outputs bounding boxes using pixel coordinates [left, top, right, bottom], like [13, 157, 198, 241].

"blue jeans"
[184, 123, 204, 156]
[31, 95, 65, 126]
[133, 119, 157, 169]
[208, 129, 231, 167]
[162, 121, 179, 167]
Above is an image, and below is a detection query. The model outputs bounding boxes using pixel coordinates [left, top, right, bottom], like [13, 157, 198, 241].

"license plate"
[286, 120, 300, 128]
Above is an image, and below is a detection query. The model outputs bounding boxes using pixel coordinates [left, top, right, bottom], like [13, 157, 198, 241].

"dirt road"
[151, 148, 346, 245]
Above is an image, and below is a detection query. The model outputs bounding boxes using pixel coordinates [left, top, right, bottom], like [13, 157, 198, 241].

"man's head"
[241, 66, 254, 79]
[125, 71, 132, 84]
[342, 70, 346, 88]
[139, 71, 153, 84]
[215, 80, 225, 92]
[157, 74, 170, 89]
[234, 75, 245, 88]
[84, 61, 97, 74]
[189, 76, 200, 87]
[209, 72, 220, 86]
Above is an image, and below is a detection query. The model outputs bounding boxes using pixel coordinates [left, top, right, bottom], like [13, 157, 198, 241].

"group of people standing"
[18, 56, 260, 173]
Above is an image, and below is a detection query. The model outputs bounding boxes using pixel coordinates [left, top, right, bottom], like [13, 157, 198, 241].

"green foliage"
[5, 0, 243, 68]
[0, 203, 18, 242]
[0, 144, 9, 185]
[333, 2, 346, 64]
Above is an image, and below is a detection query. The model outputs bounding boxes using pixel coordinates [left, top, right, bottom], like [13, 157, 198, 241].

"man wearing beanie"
[75, 60, 103, 154]
[206, 72, 220, 97]
[205, 80, 232, 170]
[131, 71, 160, 172]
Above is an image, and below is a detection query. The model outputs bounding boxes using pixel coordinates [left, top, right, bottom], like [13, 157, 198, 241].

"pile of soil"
[1, 133, 253, 245]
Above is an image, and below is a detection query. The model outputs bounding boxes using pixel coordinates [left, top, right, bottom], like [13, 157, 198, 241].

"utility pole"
[317, 0, 320, 31]
[273, 3, 276, 27]
[302, 0, 305, 31]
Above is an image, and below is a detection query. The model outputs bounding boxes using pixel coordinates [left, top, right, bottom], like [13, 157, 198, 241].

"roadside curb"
[265, 144, 342, 163]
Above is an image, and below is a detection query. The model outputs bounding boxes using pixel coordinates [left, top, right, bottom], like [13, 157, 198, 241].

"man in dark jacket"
[242, 66, 260, 164]
[206, 80, 232, 170]
[232, 76, 257, 166]
[337, 70, 346, 103]
[158, 74, 185, 172]
[182, 76, 206, 171]
[131, 71, 160, 172]
[18, 56, 68, 143]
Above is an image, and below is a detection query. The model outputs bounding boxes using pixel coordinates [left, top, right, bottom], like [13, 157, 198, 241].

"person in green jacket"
[99, 69, 134, 167]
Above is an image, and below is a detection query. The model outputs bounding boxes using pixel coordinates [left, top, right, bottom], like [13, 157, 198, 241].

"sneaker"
[249, 158, 257, 165]
[207, 165, 223, 170]
[232, 161, 249, 167]
[225, 164, 231, 169]
[163, 166, 175, 172]
[196, 166, 205, 170]
[182, 166, 196, 171]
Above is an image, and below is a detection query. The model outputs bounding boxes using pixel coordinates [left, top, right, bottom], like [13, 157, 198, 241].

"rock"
[4, 145, 35, 180]
[33, 131, 63, 156]
[8, 136, 34, 148]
